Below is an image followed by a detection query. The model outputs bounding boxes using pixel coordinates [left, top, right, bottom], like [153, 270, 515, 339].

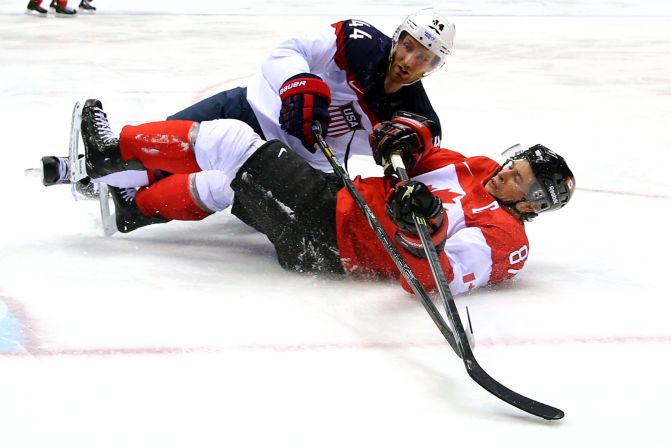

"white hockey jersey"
[246, 19, 440, 172]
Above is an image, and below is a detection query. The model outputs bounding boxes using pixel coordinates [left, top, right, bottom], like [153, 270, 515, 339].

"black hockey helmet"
[503, 144, 576, 219]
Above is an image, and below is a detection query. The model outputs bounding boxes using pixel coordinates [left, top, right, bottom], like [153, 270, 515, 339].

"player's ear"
[515, 202, 535, 214]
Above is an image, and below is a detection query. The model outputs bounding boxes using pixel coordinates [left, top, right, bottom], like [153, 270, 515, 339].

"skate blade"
[51, 8, 78, 17]
[25, 10, 48, 17]
[98, 183, 118, 237]
[69, 101, 88, 183]
[24, 167, 43, 178]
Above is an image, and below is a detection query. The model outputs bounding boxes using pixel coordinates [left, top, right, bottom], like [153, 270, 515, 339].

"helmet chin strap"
[489, 166, 536, 221]
[497, 198, 537, 222]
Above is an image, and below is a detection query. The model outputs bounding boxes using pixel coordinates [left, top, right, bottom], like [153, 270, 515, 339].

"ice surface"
[1, 1, 670, 446]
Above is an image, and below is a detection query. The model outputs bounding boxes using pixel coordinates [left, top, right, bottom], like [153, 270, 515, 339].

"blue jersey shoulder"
[333, 19, 390, 90]
[332, 19, 441, 132]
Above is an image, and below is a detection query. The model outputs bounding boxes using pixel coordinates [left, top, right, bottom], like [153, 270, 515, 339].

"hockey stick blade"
[444, 279, 564, 419]
[465, 353, 565, 420]
[389, 153, 564, 421]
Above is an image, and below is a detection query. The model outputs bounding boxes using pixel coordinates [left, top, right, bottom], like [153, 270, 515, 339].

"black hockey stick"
[313, 124, 564, 419]
[310, 123, 461, 358]
[389, 154, 564, 421]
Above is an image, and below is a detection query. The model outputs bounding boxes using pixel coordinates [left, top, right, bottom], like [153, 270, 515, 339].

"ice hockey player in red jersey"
[44, 99, 575, 295]
[167, 9, 455, 173]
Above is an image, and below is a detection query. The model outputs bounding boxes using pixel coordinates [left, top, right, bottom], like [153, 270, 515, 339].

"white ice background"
[1, 0, 670, 446]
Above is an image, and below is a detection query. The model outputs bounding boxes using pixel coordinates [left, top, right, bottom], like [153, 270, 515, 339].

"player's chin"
[389, 64, 406, 79]
[391, 72, 411, 85]
[398, 70, 421, 84]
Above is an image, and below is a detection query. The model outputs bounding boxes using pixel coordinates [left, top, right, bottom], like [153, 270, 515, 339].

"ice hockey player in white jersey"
[167, 9, 455, 172]
[40, 99, 575, 296]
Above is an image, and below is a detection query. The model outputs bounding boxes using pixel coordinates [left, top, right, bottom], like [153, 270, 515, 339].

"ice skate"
[104, 186, 168, 234]
[25, 155, 99, 198]
[25, 0, 48, 16]
[78, 0, 95, 13]
[41, 156, 71, 186]
[81, 99, 142, 179]
[49, 0, 77, 16]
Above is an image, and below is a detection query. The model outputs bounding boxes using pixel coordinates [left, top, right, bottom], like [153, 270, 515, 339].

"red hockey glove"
[279, 73, 332, 152]
[369, 111, 439, 175]
[386, 180, 447, 258]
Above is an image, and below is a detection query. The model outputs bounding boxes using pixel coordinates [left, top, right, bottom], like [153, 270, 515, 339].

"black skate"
[41, 156, 71, 186]
[38, 155, 99, 197]
[81, 99, 142, 179]
[108, 186, 168, 234]
[49, 0, 77, 16]
[25, 0, 48, 16]
[78, 0, 95, 13]
[41, 155, 92, 186]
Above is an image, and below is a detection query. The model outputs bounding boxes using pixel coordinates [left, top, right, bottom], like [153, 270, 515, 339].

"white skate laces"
[118, 187, 137, 203]
[58, 157, 70, 181]
[92, 108, 117, 144]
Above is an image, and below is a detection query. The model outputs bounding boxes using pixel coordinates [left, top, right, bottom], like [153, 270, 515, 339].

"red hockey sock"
[119, 120, 201, 174]
[135, 174, 211, 221]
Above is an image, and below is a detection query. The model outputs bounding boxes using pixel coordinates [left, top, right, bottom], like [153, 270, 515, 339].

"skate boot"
[81, 99, 141, 179]
[49, 0, 77, 17]
[40, 155, 99, 197]
[41, 156, 71, 186]
[78, 0, 95, 13]
[109, 186, 168, 233]
[25, 0, 48, 16]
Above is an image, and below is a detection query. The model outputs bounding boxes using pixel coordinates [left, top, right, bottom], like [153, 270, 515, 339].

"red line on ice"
[2, 334, 670, 357]
[578, 187, 671, 200]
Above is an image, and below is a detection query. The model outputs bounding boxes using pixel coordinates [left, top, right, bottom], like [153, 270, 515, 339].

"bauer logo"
[279, 80, 307, 96]
[328, 102, 363, 137]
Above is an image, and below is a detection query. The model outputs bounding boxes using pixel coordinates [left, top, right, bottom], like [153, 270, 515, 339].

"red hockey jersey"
[335, 146, 530, 295]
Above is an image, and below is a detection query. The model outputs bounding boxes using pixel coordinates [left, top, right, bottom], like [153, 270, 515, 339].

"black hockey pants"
[231, 140, 345, 274]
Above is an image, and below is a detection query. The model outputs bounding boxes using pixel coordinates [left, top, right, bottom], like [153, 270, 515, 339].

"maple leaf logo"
[428, 185, 462, 205]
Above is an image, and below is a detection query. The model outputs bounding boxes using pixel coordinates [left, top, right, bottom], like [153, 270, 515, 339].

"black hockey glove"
[386, 180, 447, 258]
[370, 111, 439, 175]
[279, 73, 332, 152]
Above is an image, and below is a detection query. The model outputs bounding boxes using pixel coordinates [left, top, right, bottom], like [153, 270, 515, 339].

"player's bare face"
[385, 35, 435, 93]
[485, 160, 537, 204]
